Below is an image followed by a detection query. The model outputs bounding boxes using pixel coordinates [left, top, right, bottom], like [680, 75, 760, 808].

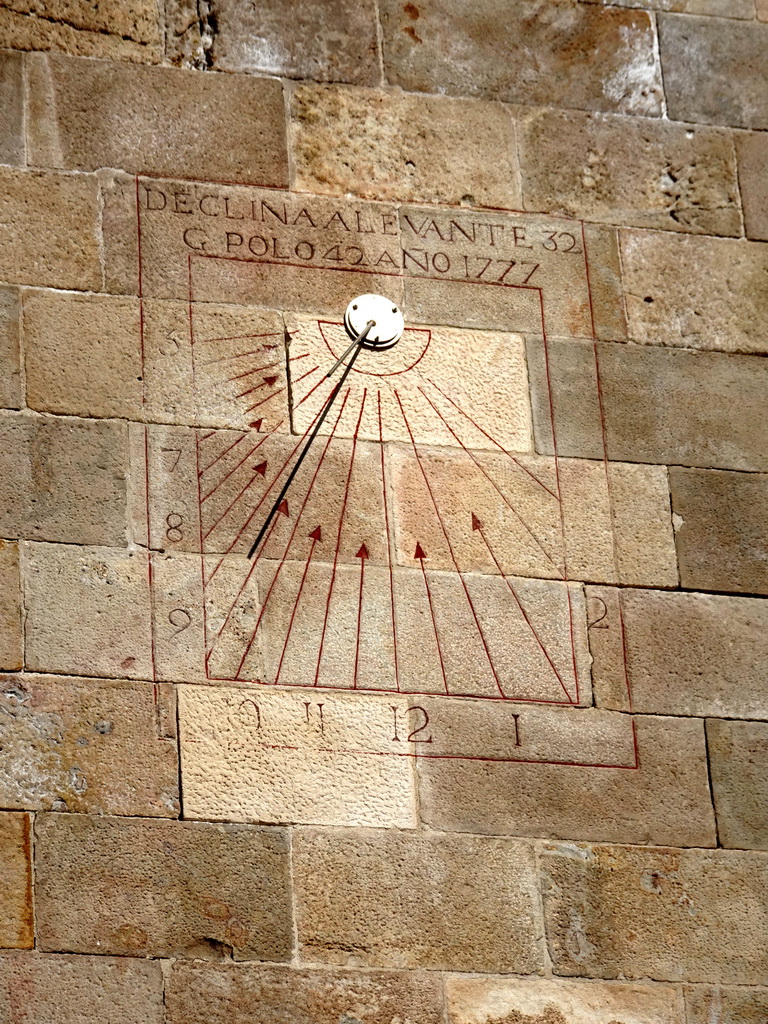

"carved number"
[542, 231, 582, 254]
[161, 447, 183, 472]
[391, 705, 433, 744]
[587, 596, 609, 629]
[168, 607, 191, 639]
[165, 512, 184, 542]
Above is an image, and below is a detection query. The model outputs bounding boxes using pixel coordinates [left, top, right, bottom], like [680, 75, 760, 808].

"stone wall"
[0, 2, 767, 1022]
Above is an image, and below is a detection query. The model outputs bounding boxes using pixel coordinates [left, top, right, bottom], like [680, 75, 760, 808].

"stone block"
[0, 951, 164, 1023]
[659, 14, 768, 129]
[736, 131, 768, 242]
[179, 685, 418, 828]
[380, 0, 662, 115]
[671, 468, 768, 594]
[27, 54, 288, 186]
[24, 543, 152, 680]
[417, 714, 716, 847]
[582, 224, 627, 341]
[0, 813, 32, 949]
[165, 0, 379, 84]
[293, 827, 543, 972]
[621, 229, 768, 353]
[445, 975, 686, 1024]
[759, 0, 768, 20]
[582, 0, 755, 15]
[390, 441, 675, 586]
[35, 813, 292, 960]
[0, 1, 161, 62]
[0, 167, 101, 290]
[707, 719, 768, 850]
[685, 985, 768, 1024]
[589, 587, 768, 719]
[528, 338, 768, 469]
[0, 287, 21, 410]
[0, 543, 22, 671]
[166, 962, 444, 1024]
[0, 52, 22, 166]
[519, 107, 739, 236]
[0, 412, 127, 545]
[0, 673, 178, 816]
[291, 83, 520, 208]
[541, 842, 768, 983]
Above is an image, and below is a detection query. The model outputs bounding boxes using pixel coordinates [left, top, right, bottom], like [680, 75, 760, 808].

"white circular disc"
[344, 294, 404, 350]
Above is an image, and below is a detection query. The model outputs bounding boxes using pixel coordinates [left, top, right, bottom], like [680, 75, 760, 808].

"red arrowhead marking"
[263, 375, 278, 387]
[355, 543, 369, 560]
[253, 460, 268, 477]
[249, 418, 264, 431]
[308, 525, 322, 541]
[471, 512, 483, 532]
[277, 499, 289, 517]
[414, 542, 427, 560]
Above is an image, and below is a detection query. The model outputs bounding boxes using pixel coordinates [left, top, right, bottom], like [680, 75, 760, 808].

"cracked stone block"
[35, 813, 293, 960]
[165, 0, 380, 85]
[380, 0, 663, 115]
[519, 107, 739, 236]
[27, 54, 288, 186]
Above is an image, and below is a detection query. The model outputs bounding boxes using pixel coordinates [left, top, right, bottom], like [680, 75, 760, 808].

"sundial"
[121, 176, 640, 823]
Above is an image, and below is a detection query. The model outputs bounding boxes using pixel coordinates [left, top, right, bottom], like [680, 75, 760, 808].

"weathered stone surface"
[35, 813, 292, 960]
[621, 230, 768, 354]
[417, 714, 716, 847]
[0, 813, 32, 949]
[759, 0, 768, 21]
[589, 587, 768, 719]
[528, 338, 768, 469]
[582, 0, 755, 15]
[390, 445, 676, 585]
[293, 827, 543, 972]
[0, 287, 21, 409]
[291, 83, 520, 208]
[671, 468, 768, 594]
[24, 543, 152, 680]
[0, 167, 100, 290]
[541, 843, 768, 983]
[445, 975, 686, 1024]
[0, 543, 22, 671]
[179, 686, 418, 828]
[23, 291, 289, 429]
[736, 131, 768, 242]
[707, 719, 768, 850]
[583, 224, 627, 341]
[0, 51, 22, 165]
[0, 1, 161, 62]
[0, 412, 127, 545]
[27, 54, 289, 186]
[685, 985, 768, 1024]
[659, 14, 768, 129]
[0, 673, 179, 816]
[167, 962, 444, 1024]
[0, 951, 164, 1024]
[519, 107, 739, 236]
[380, 0, 663, 115]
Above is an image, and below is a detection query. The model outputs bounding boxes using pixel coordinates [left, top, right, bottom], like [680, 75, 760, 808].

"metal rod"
[247, 327, 370, 559]
[325, 320, 375, 378]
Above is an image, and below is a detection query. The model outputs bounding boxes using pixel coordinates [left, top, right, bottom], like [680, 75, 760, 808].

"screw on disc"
[344, 294, 404, 350]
